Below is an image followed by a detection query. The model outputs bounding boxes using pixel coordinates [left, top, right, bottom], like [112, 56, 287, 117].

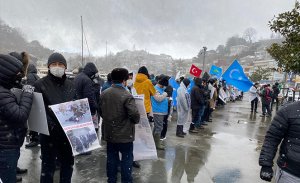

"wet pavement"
[18, 95, 276, 183]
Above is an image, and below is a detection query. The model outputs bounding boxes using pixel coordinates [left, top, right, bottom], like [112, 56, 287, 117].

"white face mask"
[50, 67, 65, 78]
[127, 79, 133, 87]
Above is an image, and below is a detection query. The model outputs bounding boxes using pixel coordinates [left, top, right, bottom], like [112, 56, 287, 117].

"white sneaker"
[160, 137, 166, 141]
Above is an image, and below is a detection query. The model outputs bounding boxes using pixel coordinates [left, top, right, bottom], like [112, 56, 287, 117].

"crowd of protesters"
[0, 51, 234, 183]
[248, 81, 300, 182]
[1, 51, 298, 183]
[249, 82, 281, 117]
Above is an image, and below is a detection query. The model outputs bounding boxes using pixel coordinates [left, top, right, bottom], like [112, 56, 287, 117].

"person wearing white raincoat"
[176, 78, 191, 138]
[249, 83, 260, 113]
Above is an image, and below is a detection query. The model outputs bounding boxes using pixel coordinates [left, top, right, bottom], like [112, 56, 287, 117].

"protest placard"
[49, 98, 100, 156]
[11, 88, 49, 135]
[133, 95, 157, 161]
[219, 88, 228, 103]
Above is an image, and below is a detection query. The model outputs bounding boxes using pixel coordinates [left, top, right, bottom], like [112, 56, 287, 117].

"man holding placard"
[34, 53, 76, 183]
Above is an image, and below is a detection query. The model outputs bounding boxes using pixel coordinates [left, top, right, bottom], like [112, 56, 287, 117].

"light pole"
[202, 46, 207, 72]
[105, 41, 107, 63]
[81, 16, 84, 66]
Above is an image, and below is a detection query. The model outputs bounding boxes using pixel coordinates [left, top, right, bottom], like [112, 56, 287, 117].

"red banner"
[189, 64, 202, 77]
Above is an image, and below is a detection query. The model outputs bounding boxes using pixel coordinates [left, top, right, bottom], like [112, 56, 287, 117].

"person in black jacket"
[25, 64, 40, 148]
[259, 101, 300, 182]
[0, 54, 34, 183]
[74, 62, 99, 131]
[9, 51, 32, 179]
[271, 82, 280, 110]
[189, 78, 205, 133]
[34, 53, 76, 183]
[91, 74, 103, 131]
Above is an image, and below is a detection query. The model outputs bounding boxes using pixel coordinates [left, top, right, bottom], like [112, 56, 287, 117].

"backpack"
[265, 88, 273, 101]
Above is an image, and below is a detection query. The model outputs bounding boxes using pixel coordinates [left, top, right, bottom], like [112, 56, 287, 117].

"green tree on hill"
[267, 1, 300, 73]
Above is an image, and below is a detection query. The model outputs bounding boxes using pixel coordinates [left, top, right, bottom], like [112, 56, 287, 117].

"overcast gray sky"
[0, 0, 295, 58]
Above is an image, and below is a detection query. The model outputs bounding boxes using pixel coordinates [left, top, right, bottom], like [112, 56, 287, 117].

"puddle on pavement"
[202, 132, 262, 183]
[213, 168, 241, 183]
[237, 120, 256, 124]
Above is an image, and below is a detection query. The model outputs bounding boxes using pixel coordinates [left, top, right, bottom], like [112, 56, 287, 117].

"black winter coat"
[0, 54, 33, 149]
[34, 73, 76, 135]
[191, 85, 205, 110]
[0, 86, 33, 149]
[272, 85, 280, 98]
[259, 101, 300, 177]
[100, 85, 140, 143]
[74, 63, 98, 115]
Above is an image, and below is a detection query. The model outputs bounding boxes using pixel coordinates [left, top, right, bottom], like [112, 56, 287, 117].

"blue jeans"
[107, 142, 133, 183]
[0, 149, 20, 183]
[198, 106, 205, 126]
[192, 106, 205, 127]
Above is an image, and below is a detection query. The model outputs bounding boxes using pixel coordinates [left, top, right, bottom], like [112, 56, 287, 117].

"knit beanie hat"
[182, 78, 191, 88]
[47, 53, 67, 68]
[111, 68, 129, 83]
[158, 76, 169, 87]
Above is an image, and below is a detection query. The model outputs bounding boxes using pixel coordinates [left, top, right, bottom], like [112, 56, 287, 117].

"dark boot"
[189, 123, 198, 133]
[25, 141, 39, 148]
[154, 134, 165, 150]
[16, 176, 22, 182]
[176, 125, 184, 138]
[196, 126, 205, 130]
[133, 161, 141, 168]
[180, 125, 187, 135]
[17, 167, 28, 174]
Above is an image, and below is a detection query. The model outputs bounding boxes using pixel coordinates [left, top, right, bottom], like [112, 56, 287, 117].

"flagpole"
[202, 46, 207, 75]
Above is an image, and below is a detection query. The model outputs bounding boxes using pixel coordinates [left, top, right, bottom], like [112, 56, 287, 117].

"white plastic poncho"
[249, 85, 259, 102]
[176, 82, 191, 125]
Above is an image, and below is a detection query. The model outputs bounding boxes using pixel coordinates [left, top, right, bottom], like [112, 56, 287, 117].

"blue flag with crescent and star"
[169, 77, 180, 107]
[209, 65, 222, 78]
[222, 60, 253, 92]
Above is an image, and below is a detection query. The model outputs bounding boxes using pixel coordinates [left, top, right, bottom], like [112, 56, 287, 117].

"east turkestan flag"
[222, 60, 253, 92]
[209, 65, 222, 78]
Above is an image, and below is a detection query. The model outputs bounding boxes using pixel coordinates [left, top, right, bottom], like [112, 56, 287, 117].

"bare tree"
[243, 27, 257, 43]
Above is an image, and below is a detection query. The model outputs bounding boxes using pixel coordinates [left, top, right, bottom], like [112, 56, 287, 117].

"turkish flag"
[189, 64, 202, 77]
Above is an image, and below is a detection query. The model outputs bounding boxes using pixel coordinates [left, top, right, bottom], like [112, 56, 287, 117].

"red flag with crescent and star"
[189, 64, 202, 77]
